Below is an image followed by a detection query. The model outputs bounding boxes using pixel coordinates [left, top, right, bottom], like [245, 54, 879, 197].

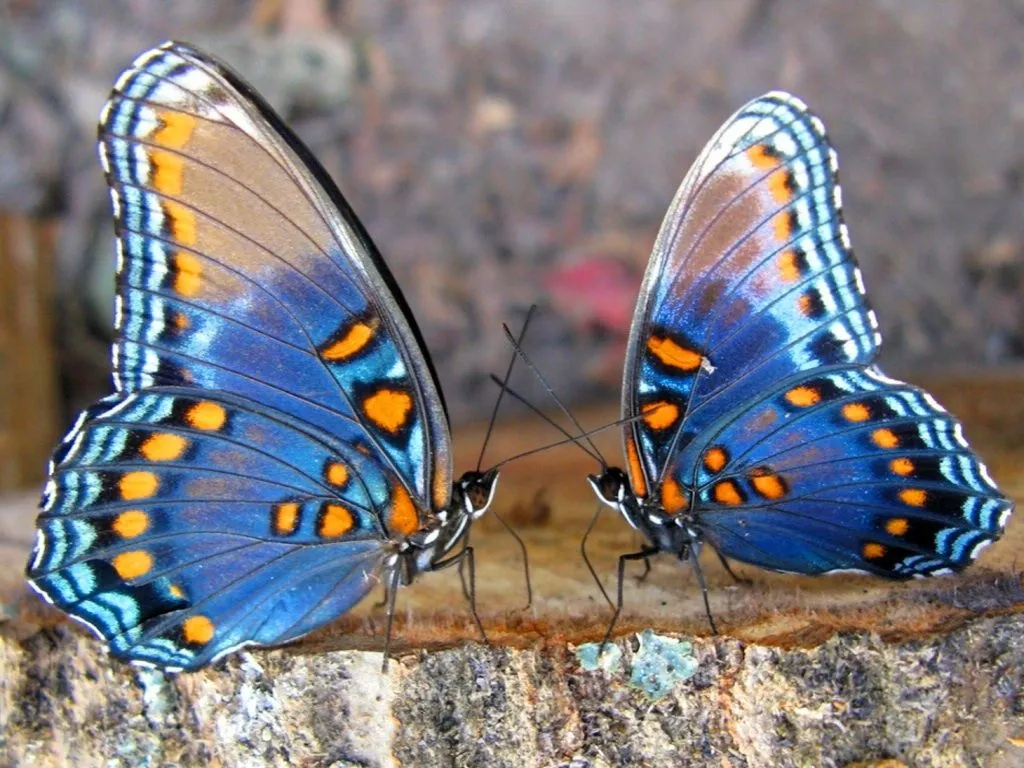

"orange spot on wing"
[703, 446, 728, 474]
[169, 584, 185, 599]
[785, 386, 820, 407]
[647, 336, 702, 372]
[325, 462, 349, 488]
[660, 476, 688, 514]
[274, 502, 301, 535]
[713, 480, 743, 506]
[778, 250, 802, 282]
[319, 503, 354, 538]
[164, 201, 197, 245]
[767, 169, 793, 204]
[885, 518, 909, 536]
[173, 252, 202, 297]
[746, 144, 779, 169]
[773, 210, 794, 242]
[113, 510, 149, 539]
[363, 388, 413, 433]
[183, 615, 215, 645]
[750, 468, 787, 500]
[842, 403, 871, 422]
[187, 401, 227, 431]
[141, 433, 188, 461]
[899, 488, 927, 507]
[120, 471, 158, 500]
[112, 550, 153, 580]
[153, 112, 195, 149]
[641, 400, 679, 430]
[321, 320, 378, 361]
[872, 428, 899, 449]
[625, 435, 648, 497]
[890, 458, 914, 476]
[171, 311, 190, 331]
[388, 483, 420, 537]
[150, 149, 184, 195]
[862, 542, 886, 560]
[797, 294, 814, 316]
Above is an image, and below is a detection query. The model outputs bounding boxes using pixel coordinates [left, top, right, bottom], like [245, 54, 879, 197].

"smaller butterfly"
[579, 91, 1013, 639]
[25, 42, 522, 672]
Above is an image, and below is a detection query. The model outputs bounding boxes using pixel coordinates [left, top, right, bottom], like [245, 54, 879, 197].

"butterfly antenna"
[500, 323, 607, 465]
[487, 374, 604, 466]
[581, 502, 613, 610]
[476, 305, 537, 471]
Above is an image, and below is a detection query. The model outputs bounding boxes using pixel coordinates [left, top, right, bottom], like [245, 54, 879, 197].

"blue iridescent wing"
[683, 367, 1010, 575]
[624, 91, 1012, 572]
[29, 388, 397, 669]
[99, 42, 451, 513]
[27, 42, 449, 668]
[623, 92, 875, 499]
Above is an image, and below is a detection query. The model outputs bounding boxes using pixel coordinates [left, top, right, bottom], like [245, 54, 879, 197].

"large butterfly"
[586, 91, 1014, 633]
[26, 42, 502, 671]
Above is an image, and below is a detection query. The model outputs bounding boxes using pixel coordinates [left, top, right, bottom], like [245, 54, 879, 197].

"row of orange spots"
[321, 319, 378, 361]
[113, 509, 150, 538]
[173, 252, 202, 297]
[363, 388, 412, 434]
[703, 446, 728, 474]
[388, 483, 419, 537]
[641, 401, 679, 430]
[164, 201, 197, 246]
[785, 385, 821, 407]
[750, 468, 787, 500]
[625, 436, 647, 497]
[150, 150, 184, 195]
[778, 250, 803, 282]
[113, 550, 153, 580]
[274, 502, 301, 536]
[152, 111, 196, 150]
[183, 614, 215, 645]
[647, 336, 703, 372]
[141, 433, 188, 462]
[325, 461, 350, 488]
[842, 403, 871, 422]
[660, 476, 688, 514]
[319, 503, 354, 538]
[120, 471, 159, 500]
[186, 401, 227, 431]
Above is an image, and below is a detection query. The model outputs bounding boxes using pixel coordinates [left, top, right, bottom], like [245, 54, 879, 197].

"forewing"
[623, 92, 877, 494]
[100, 42, 450, 514]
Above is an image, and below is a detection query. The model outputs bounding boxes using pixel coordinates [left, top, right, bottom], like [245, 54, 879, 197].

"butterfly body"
[27, 42, 499, 671]
[588, 92, 1012, 617]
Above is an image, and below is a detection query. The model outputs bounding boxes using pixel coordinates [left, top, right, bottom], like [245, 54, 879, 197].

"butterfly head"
[587, 466, 632, 509]
[453, 468, 500, 520]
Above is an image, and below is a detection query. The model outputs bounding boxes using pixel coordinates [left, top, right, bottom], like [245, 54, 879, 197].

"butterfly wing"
[683, 366, 1011, 575]
[27, 41, 451, 668]
[624, 91, 1012, 572]
[100, 42, 450, 514]
[623, 92, 876, 498]
[28, 388, 396, 669]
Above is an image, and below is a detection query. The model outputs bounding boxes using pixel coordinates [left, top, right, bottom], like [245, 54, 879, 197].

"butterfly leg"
[381, 560, 405, 673]
[582, 503, 615, 610]
[600, 546, 661, 653]
[689, 547, 718, 635]
[636, 555, 653, 583]
[433, 547, 489, 645]
[714, 550, 752, 587]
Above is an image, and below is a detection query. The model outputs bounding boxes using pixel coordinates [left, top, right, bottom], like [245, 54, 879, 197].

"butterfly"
[25, 41, 508, 672]
[584, 91, 1014, 636]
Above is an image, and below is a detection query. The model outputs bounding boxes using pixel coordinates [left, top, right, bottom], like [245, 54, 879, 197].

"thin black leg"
[581, 503, 614, 610]
[433, 546, 488, 644]
[690, 547, 718, 635]
[600, 546, 661, 652]
[381, 560, 404, 673]
[636, 555, 653, 583]
[715, 550, 752, 586]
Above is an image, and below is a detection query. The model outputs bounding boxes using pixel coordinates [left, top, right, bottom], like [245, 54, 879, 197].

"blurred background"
[1, 0, 1022, 491]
